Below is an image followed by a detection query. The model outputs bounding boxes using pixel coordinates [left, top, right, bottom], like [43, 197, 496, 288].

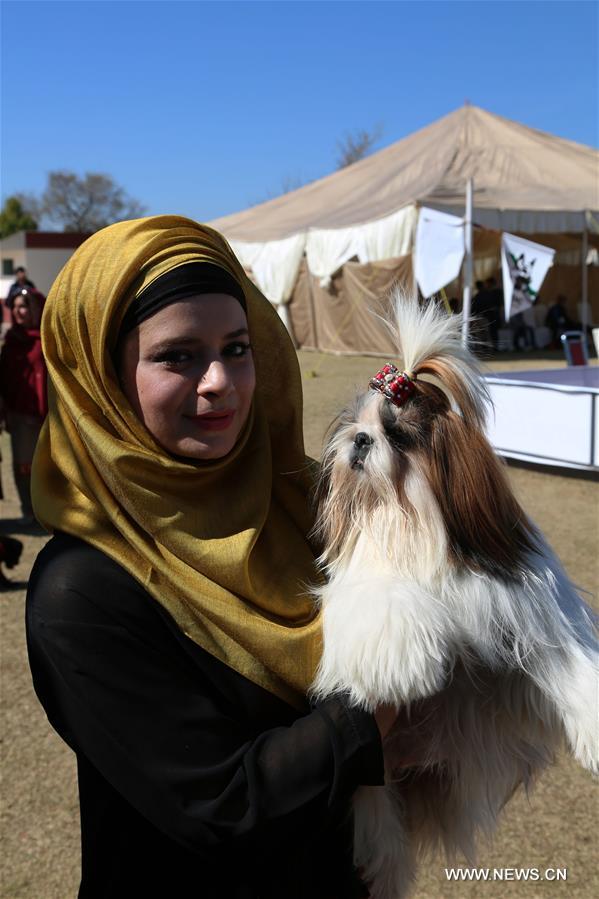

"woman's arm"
[26, 537, 384, 858]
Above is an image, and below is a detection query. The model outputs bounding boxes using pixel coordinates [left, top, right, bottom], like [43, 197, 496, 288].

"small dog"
[310, 293, 598, 899]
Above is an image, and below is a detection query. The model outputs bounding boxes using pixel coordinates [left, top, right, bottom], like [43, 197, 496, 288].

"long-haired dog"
[310, 293, 598, 899]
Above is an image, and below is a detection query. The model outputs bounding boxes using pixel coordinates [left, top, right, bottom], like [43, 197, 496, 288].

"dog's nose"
[354, 432, 373, 449]
[351, 432, 373, 468]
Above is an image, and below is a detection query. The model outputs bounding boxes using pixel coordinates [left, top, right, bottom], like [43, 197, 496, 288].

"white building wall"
[1, 233, 83, 296]
[0, 232, 26, 285]
[24, 248, 77, 294]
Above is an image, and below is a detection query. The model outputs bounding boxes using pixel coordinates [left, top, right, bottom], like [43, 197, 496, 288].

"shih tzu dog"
[310, 293, 598, 899]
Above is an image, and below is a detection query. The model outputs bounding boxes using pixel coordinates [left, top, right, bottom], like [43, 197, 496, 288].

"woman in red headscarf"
[0, 287, 47, 522]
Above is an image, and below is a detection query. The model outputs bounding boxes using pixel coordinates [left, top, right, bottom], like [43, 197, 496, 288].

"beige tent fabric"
[441, 264, 599, 324]
[288, 256, 413, 355]
[287, 241, 598, 355]
[470, 229, 599, 260]
[342, 257, 414, 354]
[465, 229, 599, 284]
[214, 105, 598, 354]
[288, 260, 318, 349]
[211, 106, 598, 241]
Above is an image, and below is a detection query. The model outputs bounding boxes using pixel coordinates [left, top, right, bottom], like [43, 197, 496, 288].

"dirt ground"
[1, 349, 598, 899]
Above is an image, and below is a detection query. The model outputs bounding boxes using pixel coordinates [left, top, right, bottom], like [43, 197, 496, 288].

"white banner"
[414, 207, 465, 299]
[501, 233, 555, 320]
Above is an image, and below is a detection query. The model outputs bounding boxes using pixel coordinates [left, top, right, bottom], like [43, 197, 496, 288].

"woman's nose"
[197, 360, 233, 395]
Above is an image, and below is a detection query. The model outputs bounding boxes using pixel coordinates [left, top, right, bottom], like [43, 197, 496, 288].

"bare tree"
[336, 124, 384, 169]
[252, 172, 306, 205]
[41, 171, 145, 232]
[278, 173, 306, 195]
[251, 123, 384, 206]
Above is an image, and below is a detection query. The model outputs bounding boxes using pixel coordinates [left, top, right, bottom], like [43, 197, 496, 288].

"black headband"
[121, 262, 247, 334]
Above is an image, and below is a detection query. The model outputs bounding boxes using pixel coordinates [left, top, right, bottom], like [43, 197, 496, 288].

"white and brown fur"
[310, 292, 598, 899]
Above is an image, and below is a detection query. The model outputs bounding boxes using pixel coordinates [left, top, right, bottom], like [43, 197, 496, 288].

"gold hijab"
[32, 216, 322, 707]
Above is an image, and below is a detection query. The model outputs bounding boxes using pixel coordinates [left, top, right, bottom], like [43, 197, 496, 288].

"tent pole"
[461, 177, 474, 345]
[581, 214, 589, 338]
[306, 266, 320, 351]
[277, 301, 297, 348]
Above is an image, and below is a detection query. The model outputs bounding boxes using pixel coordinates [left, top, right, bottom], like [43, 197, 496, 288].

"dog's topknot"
[381, 289, 491, 430]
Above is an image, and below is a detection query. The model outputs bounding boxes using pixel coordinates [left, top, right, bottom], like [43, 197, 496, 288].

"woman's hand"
[373, 704, 400, 741]
[380, 695, 445, 770]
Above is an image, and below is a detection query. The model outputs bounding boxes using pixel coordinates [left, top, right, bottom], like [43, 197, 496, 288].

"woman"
[0, 287, 47, 522]
[26, 217, 400, 899]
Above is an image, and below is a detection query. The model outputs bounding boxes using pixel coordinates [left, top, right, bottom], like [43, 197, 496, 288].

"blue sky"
[1, 0, 597, 223]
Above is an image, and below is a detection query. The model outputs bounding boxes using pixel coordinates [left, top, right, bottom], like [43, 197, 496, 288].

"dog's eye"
[385, 425, 413, 453]
[380, 403, 402, 436]
[380, 401, 398, 432]
[381, 401, 419, 452]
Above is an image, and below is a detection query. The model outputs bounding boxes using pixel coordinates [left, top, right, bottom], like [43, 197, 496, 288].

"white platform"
[485, 368, 599, 473]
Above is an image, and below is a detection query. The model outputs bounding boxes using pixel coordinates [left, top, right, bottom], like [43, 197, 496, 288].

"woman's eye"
[152, 350, 192, 366]
[223, 341, 252, 358]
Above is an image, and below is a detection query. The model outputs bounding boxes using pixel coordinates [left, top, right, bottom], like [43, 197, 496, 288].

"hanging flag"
[501, 233, 555, 320]
[414, 207, 465, 299]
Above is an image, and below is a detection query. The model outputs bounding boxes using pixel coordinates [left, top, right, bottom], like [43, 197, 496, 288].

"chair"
[560, 331, 589, 366]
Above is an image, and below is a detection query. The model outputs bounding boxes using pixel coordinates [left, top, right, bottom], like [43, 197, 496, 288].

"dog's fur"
[310, 292, 598, 899]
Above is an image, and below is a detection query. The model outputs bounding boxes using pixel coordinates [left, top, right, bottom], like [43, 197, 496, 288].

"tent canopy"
[211, 105, 598, 241]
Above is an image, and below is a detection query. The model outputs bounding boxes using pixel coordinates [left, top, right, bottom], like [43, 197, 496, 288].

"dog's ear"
[312, 451, 331, 521]
[426, 411, 537, 577]
[310, 412, 350, 560]
[417, 358, 487, 431]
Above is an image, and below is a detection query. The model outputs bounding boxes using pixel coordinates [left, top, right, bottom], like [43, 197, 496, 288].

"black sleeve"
[26, 538, 384, 857]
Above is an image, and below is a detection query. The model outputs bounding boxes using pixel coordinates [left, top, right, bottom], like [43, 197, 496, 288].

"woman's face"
[12, 296, 34, 328]
[118, 293, 256, 460]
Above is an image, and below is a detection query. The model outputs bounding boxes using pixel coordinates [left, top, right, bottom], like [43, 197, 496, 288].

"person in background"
[0, 534, 24, 588]
[5, 267, 36, 309]
[485, 276, 503, 309]
[545, 295, 575, 347]
[472, 278, 501, 348]
[472, 280, 486, 307]
[0, 416, 25, 588]
[512, 305, 537, 351]
[0, 288, 48, 523]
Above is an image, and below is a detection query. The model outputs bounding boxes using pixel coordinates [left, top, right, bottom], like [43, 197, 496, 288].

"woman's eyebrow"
[224, 328, 249, 339]
[148, 328, 249, 351]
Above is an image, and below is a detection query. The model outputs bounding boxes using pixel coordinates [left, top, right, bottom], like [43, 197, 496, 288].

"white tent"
[210, 105, 598, 317]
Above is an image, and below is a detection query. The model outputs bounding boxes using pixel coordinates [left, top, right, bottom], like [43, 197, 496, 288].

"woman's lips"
[185, 410, 236, 432]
